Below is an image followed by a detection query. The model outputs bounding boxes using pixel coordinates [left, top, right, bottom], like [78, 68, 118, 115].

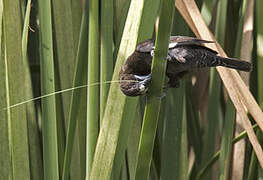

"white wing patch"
[151, 42, 178, 51]
[150, 42, 178, 58]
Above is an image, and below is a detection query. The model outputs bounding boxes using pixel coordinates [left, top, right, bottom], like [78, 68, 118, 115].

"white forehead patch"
[150, 50, 154, 57]
[169, 42, 178, 49]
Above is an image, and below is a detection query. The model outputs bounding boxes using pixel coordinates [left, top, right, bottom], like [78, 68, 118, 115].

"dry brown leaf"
[175, 0, 263, 168]
[240, 0, 254, 84]
[232, 0, 254, 178]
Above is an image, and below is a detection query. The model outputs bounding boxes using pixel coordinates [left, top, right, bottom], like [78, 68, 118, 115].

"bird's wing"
[136, 39, 155, 52]
[136, 36, 214, 53]
[168, 48, 188, 63]
[167, 45, 218, 64]
[168, 37, 218, 61]
[168, 36, 214, 49]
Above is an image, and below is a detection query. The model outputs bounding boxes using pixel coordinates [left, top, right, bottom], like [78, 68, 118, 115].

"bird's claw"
[134, 74, 151, 81]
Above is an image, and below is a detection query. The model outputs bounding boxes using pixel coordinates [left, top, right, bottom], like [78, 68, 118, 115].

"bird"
[119, 36, 252, 96]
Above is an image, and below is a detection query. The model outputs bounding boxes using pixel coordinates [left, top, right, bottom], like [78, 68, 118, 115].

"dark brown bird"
[119, 36, 252, 96]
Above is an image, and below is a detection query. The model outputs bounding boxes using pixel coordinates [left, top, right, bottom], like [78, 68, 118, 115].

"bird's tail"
[218, 57, 252, 72]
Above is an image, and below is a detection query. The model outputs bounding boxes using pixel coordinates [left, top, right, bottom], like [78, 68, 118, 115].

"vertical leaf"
[86, 0, 100, 176]
[38, 0, 59, 179]
[160, 84, 188, 180]
[100, 0, 114, 121]
[89, 0, 146, 178]
[62, 5, 89, 180]
[111, 0, 160, 178]
[201, 1, 227, 178]
[218, 100, 235, 180]
[71, 0, 82, 53]
[52, 0, 78, 177]
[2, 0, 30, 179]
[256, 0, 263, 107]
[256, 0, 263, 175]
[0, 2, 10, 179]
[52, 0, 75, 120]
[135, 0, 176, 179]
[22, 0, 43, 179]
[201, 68, 221, 179]
[113, 0, 131, 61]
[126, 104, 143, 180]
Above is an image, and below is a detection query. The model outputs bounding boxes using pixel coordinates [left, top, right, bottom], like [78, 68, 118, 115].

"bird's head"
[119, 73, 151, 96]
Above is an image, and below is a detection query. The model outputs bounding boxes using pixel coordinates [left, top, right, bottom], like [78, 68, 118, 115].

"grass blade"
[256, 0, 263, 106]
[160, 84, 188, 180]
[89, 0, 146, 178]
[62, 6, 89, 180]
[52, 0, 78, 177]
[185, 82, 202, 179]
[22, 1, 43, 179]
[232, 0, 254, 178]
[71, 0, 82, 53]
[134, 0, 176, 178]
[218, 101, 235, 180]
[0, 2, 10, 179]
[126, 105, 143, 180]
[38, 0, 59, 178]
[113, 0, 131, 62]
[201, 68, 221, 179]
[100, 0, 113, 121]
[214, 1, 230, 179]
[2, 0, 30, 179]
[111, 0, 159, 178]
[86, 0, 100, 176]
